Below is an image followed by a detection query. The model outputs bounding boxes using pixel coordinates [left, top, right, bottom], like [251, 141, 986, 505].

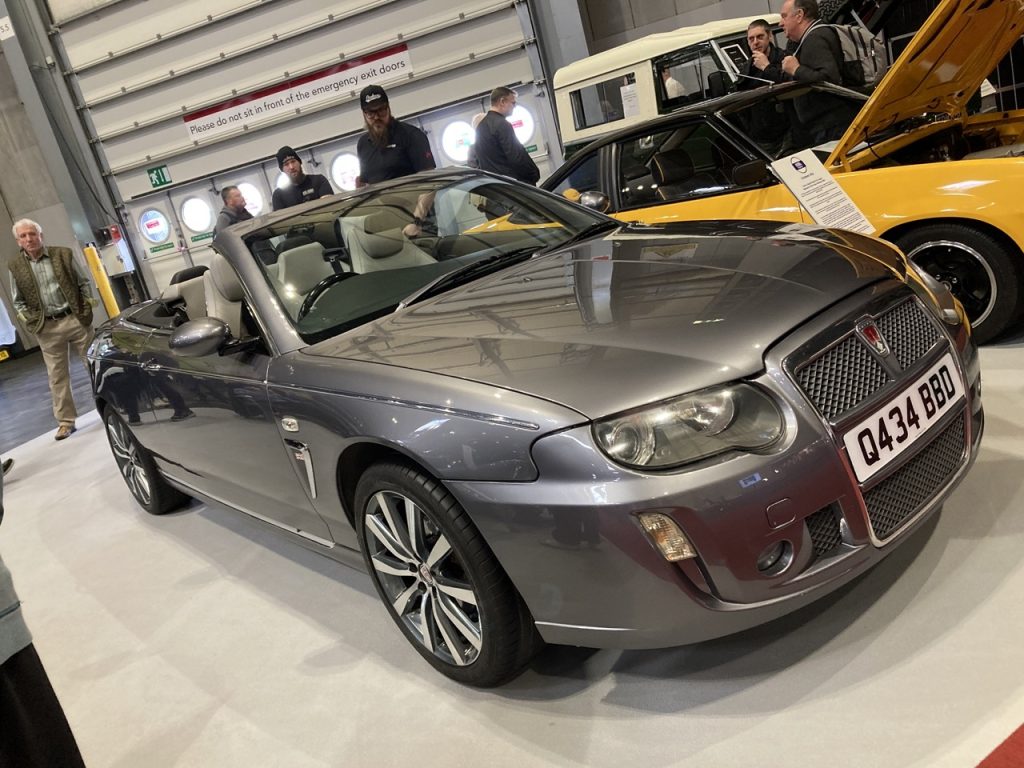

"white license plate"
[843, 353, 964, 483]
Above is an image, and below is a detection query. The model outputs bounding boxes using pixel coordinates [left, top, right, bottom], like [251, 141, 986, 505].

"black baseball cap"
[360, 85, 389, 111]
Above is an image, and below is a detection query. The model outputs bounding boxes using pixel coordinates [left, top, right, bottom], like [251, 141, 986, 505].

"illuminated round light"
[441, 120, 475, 163]
[330, 153, 361, 191]
[180, 197, 213, 233]
[237, 182, 263, 216]
[276, 172, 290, 190]
[138, 209, 170, 243]
[508, 104, 535, 145]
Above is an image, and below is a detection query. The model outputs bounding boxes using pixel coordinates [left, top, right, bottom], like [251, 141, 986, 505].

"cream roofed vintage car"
[544, 0, 1024, 343]
[553, 14, 781, 155]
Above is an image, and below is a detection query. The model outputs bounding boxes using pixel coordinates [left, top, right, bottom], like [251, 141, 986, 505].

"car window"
[548, 152, 602, 200]
[617, 121, 753, 208]
[243, 174, 607, 343]
[570, 73, 637, 130]
[721, 87, 864, 159]
[655, 43, 727, 113]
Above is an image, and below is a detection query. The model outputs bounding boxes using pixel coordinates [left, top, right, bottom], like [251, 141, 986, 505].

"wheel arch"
[335, 441, 440, 529]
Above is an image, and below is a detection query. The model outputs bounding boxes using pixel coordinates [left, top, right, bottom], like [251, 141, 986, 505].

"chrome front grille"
[793, 298, 942, 423]
[863, 416, 966, 541]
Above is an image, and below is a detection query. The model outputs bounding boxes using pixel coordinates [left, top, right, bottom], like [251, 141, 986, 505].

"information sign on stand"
[770, 150, 874, 234]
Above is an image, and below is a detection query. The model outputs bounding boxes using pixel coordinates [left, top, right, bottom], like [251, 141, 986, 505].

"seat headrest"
[363, 208, 410, 235]
[169, 265, 209, 285]
[275, 234, 312, 254]
[652, 149, 695, 185]
[210, 252, 244, 302]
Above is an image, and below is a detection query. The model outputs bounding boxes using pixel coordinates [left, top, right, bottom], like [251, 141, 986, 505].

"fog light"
[756, 541, 792, 574]
[637, 513, 696, 562]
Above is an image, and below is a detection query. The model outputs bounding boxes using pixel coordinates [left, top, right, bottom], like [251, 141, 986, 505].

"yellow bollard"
[82, 244, 121, 319]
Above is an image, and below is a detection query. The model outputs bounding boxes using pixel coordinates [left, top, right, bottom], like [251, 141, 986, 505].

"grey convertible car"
[90, 170, 983, 686]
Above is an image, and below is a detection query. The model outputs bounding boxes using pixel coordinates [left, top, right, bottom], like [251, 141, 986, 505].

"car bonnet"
[304, 223, 906, 418]
[827, 0, 1023, 168]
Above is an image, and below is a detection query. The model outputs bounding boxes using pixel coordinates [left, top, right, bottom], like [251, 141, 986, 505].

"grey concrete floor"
[1, 334, 1023, 767]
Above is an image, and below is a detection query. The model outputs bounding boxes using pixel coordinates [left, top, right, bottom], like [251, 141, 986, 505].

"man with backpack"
[779, 0, 856, 144]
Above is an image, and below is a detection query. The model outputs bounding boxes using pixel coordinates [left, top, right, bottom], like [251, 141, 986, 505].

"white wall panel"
[112, 50, 535, 200]
[83, 4, 520, 138]
[45, 0, 554, 276]
[58, 0, 265, 68]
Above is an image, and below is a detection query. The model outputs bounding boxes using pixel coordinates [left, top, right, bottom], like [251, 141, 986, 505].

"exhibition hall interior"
[2, 0, 1024, 765]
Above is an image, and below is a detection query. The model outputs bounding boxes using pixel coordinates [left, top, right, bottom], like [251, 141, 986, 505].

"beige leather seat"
[159, 274, 208, 321]
[276, 242, 333, 293]
[204, 252, 245, 337]
[347, 210, 435, 274]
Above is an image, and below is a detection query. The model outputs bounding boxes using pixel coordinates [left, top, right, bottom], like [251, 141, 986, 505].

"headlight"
[906, 260, 964, 326]
[593, 383, 784, 470]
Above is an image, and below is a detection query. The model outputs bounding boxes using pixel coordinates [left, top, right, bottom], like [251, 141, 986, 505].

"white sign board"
[770, 150, 874, 234]
[620, 84, 640, 119]
[183, 44, 412, 143]
[0, 16, 15, 41]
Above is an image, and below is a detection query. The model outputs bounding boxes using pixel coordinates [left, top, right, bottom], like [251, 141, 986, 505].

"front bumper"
[448, 284, 984, 649]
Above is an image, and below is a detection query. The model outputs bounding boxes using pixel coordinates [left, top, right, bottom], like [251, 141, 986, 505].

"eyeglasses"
[363, 105, 390, 118]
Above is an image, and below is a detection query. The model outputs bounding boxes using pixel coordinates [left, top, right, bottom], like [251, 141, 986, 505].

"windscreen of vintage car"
[718, 85, 866, 160]
[243, 175, 612, 342]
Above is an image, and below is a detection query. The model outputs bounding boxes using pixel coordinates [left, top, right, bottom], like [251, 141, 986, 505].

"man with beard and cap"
[356, 85, 437, 236]
[355, 85, 435, 187]
[213, 185, 254, 235]
[271, 146, 333, 211]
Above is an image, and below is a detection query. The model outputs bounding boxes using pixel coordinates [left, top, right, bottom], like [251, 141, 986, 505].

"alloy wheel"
[107, 417, 152, 507]
[363, 489, 483, 667]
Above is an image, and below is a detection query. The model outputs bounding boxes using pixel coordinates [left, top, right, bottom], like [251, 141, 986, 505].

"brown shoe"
[55, 424, 77, 441]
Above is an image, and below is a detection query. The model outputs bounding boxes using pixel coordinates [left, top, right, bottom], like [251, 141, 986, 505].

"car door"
[138, 288, 333, 542]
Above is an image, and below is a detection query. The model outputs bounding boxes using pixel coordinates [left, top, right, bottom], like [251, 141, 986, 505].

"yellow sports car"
[543, 0, 1024, 343]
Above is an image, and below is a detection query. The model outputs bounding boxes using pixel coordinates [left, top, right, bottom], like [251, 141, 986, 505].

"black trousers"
[0, 644, 85, 767]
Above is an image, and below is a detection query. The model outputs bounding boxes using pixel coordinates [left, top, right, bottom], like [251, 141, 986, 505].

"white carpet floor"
[2, 334, 1023, 767]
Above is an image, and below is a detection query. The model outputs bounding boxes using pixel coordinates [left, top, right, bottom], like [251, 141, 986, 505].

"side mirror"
[579, 190, 612, 213]
[169, 317, 230, 358]
[732, 160, 771, 187]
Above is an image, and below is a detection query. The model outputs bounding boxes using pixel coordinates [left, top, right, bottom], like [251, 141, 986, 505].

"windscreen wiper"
[399, 248, 537, 308]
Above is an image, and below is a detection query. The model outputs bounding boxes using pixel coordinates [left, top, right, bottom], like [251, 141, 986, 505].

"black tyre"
[893, 223, 1022, 344]
[355, 461, 539, 686]
[104, 410, 189, 515]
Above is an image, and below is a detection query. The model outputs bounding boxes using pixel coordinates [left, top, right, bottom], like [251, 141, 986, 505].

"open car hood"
[828, 0, 1024, 166]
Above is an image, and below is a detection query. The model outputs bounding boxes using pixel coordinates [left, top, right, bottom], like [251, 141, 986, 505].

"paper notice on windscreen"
[770, 150, 874, 234]
[620, 84, 640, 118]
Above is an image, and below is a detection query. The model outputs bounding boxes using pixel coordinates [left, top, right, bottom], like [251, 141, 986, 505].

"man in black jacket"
[474, 87, 540, 185]
[271, 146, 333, 211]
[737, 19, 789, 154]
[779, 0, 854, 144]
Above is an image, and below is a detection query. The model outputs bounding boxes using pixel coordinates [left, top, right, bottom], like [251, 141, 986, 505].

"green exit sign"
[147, 165, 171, 188]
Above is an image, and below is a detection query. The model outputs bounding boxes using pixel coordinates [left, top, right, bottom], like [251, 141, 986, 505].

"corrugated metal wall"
[45, 0, 556, 291]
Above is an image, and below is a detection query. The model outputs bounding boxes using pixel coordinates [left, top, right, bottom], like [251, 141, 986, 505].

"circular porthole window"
[180, 197, 213, 233]
[237, 182, 263, 216]
[441, 121, 475, 163]
[138, 209, 170, 244]
[331, 153, 361, 191]
[508, 104, 535, 145]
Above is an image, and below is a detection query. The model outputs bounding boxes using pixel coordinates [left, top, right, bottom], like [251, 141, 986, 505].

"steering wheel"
[296, 271, 356, 320]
